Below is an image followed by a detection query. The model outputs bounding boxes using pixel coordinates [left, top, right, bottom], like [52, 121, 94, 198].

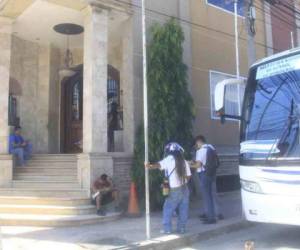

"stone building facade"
[0, 0, 297, 194]
[0, 0, 191, 195]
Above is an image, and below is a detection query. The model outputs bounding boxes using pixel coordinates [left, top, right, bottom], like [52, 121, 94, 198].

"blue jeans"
[198, 172, 220, 216]
[163, 185, 190, 232]
[11, 143, 32, 166]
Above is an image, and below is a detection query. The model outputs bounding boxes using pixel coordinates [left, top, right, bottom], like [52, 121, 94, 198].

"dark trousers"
[202, 174, 216, 220]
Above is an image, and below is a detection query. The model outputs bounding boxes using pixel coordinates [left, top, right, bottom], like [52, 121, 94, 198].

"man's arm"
[145, 162, 161, 170]
[92, 179, 100, 192]
[189, 160, 203, 169]
[190, 148, 206, 169]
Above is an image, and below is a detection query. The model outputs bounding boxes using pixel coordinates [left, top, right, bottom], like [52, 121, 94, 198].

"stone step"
[13, 175, 78, 181]
[12, 180, 80, 189]
[31, 154, 77, 158]
[25, 164, 77, 168]
[25, 162, 76, 166]
[13, 168, 77, 176]
[0, 196, 91, 206]
[0, 188, 88, 197]
[13, 166, 77, 172]
[0, 212, 121, 227]
[14, 170, 77, 177]
[28, 160, 77, 165]
[0, 204, 96, 215]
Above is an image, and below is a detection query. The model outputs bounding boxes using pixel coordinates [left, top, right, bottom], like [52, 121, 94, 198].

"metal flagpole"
[234, 0, 241, 116]
[141, 0, 151, 240]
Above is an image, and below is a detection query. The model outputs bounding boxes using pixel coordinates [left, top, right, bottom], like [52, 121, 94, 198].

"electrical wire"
[254, 1, 297, 29]
[254, 2, 296, 32]
[112, 0, 275, 51]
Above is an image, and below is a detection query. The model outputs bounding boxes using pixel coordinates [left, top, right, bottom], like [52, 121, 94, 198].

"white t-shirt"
[195, 144, 215, 173]
[159, 155, 191, 188]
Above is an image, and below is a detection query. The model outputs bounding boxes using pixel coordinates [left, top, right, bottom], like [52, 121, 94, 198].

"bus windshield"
[242, 53, 300, 161]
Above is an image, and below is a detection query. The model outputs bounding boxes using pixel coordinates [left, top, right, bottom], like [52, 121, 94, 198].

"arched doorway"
[60, 65, 122, 153]
[61, 66, 83, 153]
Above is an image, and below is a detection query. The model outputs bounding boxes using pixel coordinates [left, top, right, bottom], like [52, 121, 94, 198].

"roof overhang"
[0, 0, 34, 18]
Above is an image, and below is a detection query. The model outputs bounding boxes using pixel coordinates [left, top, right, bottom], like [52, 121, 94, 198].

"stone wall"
[0, 19, 12, 154]
[10, 36, 65, 153]
[113, 154, 132, 197]
[217, 154, 239, 176]
[10, 36, 40, 150]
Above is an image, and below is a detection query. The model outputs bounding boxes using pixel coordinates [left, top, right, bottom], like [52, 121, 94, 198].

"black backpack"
[204, 145, 220, 177]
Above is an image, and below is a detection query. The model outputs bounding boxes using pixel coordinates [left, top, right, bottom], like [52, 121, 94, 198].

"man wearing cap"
[9, 126, 32, 167]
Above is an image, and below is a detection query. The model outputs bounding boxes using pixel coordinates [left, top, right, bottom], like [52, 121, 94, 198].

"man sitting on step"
[92, 174, 119, 216]
[9, 126, 32, 167]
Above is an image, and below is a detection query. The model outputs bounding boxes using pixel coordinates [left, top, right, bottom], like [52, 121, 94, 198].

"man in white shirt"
[190, 135, 223, 224]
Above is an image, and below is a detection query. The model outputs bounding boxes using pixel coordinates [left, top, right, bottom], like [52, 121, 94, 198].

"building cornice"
[86, 0, 133, 16]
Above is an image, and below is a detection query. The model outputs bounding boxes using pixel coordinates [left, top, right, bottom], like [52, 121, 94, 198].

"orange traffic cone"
[127, 182, 141, 217]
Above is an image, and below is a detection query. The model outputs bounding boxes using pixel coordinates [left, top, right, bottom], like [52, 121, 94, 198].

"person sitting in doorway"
[9, 126, 32, 167]
[92, 174, 119, 216]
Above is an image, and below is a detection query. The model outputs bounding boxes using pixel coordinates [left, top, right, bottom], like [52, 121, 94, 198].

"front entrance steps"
[0, 154, 121, 226]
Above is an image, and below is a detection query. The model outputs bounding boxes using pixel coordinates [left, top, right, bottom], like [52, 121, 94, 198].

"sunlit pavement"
[0, 192, 242, 250]
[180, 223, 300, 250]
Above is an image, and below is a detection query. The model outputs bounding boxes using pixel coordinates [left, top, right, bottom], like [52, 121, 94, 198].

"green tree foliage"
[131, 19, 195, 209]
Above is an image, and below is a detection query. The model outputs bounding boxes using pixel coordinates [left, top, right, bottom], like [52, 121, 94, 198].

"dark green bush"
[131, 19, 195, 210]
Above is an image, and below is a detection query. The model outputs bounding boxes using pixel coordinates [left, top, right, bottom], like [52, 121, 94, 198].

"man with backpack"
[190, 135, 223, 224]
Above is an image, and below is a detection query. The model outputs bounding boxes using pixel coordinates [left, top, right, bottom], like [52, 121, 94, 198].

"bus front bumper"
[242, 190, 300, 226]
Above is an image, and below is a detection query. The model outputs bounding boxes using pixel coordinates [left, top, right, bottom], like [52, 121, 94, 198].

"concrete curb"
[122, 219, 253, 250]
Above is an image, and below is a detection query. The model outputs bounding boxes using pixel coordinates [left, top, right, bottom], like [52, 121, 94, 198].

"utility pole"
[291, 31, 295, 48]
[141, 0, 151, 240]
[245, 0, 256, 67]
[234, 0, 240, 78]
[234, 0, 241, 116]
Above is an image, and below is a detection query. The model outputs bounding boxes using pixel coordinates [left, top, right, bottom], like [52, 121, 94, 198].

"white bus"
[215, 48, 300, 225]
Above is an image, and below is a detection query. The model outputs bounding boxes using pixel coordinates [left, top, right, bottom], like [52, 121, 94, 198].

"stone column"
[0, 17, 13, 187]
[78, 5, 112, 193]
[83, 5, 108, 153]
[122, 17, 135, 153]
[0, 18, 12, 154]
[36, 45, 50, 153]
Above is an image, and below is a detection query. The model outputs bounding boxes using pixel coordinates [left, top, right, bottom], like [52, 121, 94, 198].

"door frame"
[59, 64, 122, 153]
[60, 65, 83, 153]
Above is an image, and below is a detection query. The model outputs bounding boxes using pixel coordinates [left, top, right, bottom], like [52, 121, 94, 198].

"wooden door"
[62, 70, 83, 153]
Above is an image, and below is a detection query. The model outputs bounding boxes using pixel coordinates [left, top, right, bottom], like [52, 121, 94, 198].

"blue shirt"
[8, 134, 24, 153]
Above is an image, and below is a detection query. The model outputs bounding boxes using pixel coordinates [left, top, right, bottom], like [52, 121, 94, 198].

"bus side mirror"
[214, 78, 246, 123]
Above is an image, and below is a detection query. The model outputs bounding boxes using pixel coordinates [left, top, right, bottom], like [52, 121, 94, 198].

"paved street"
[181, 223, 300, 250]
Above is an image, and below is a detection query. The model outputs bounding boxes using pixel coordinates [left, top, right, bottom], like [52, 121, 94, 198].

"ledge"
[0, 154, 12, 160]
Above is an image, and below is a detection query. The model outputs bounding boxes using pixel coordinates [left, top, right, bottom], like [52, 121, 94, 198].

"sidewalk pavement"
[1, 191, 247, 250]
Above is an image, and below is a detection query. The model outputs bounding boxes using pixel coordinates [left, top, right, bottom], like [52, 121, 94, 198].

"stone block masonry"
[113, 154, 132, 197]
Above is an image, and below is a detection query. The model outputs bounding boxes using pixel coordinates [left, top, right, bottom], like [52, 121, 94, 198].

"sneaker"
[97, 208, 106, 216]
[218, 214, 224, 220]
[199, 214, 208, 221]
[202, 219, 217, 224]
[177, 228, 186, 234]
